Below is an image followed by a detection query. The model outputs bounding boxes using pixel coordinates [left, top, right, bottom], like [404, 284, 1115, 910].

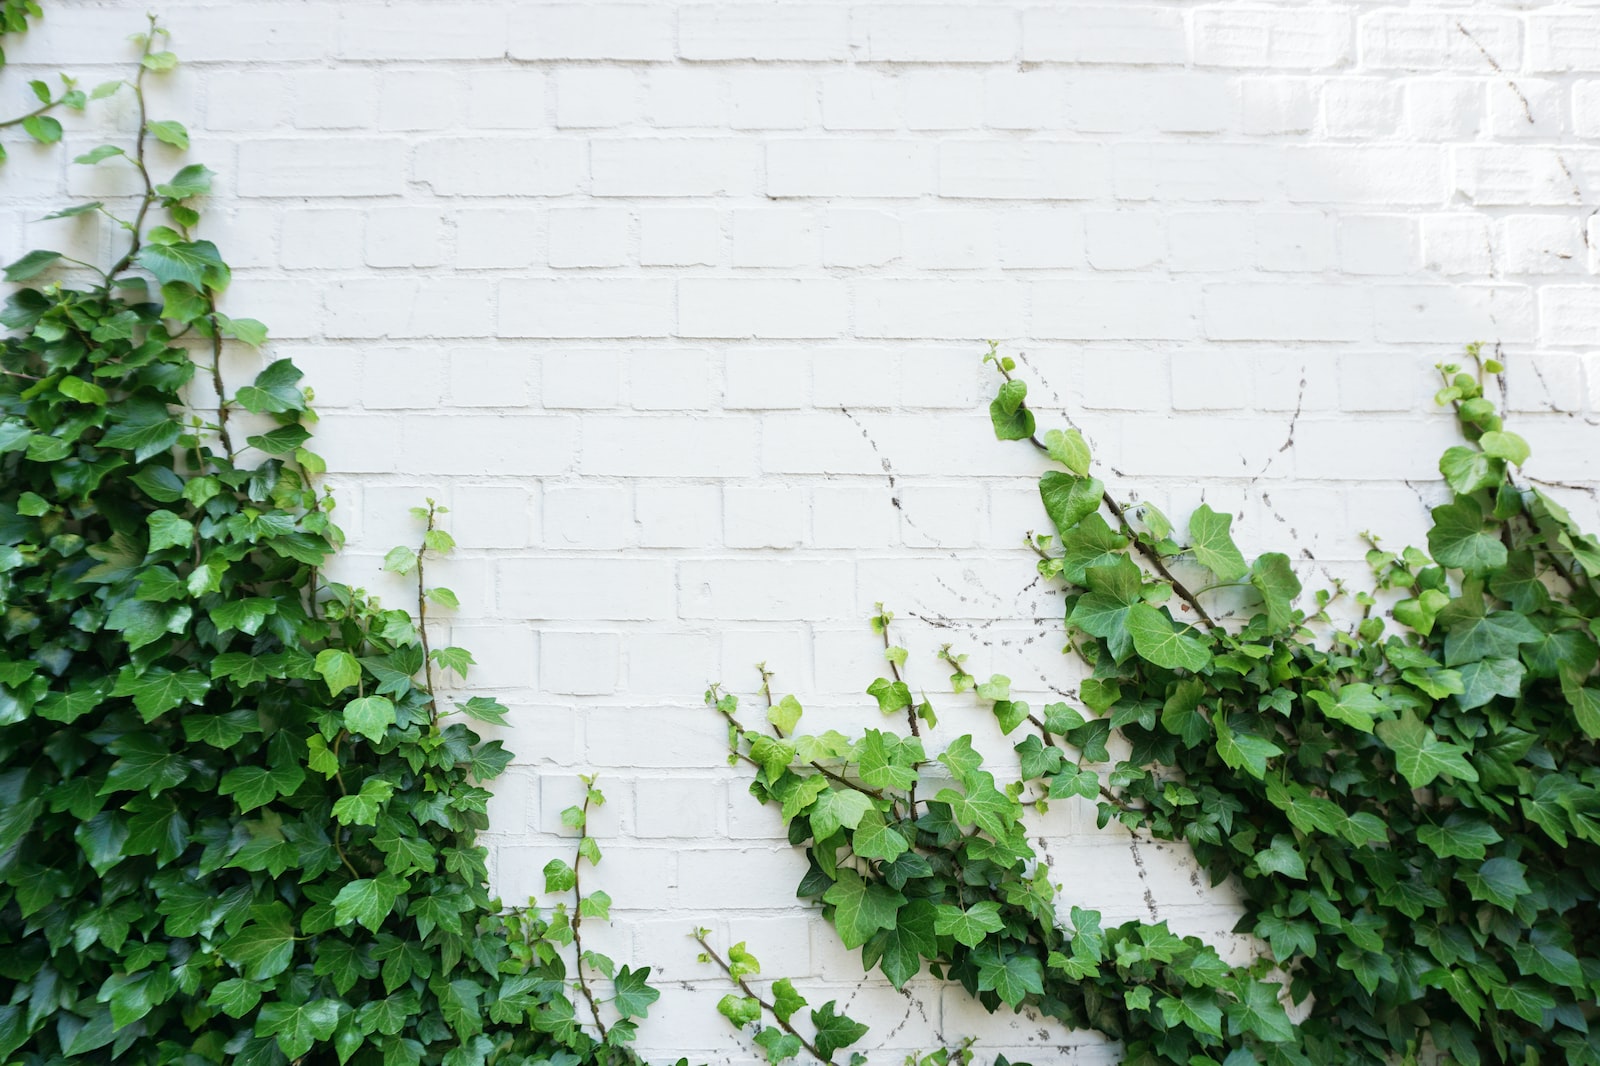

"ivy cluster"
[0, 21, 665, 1066]
[723, 349, 1600, 1064]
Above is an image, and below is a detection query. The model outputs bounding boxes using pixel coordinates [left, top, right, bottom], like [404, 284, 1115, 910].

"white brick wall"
[7, 2, 1600, 1061]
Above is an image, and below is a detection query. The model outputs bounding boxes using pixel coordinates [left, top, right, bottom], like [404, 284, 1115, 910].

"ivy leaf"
[1478, 429, 1530, 466]
[754, 1027, 803, 1064]
[315, 649, 363, 697]
[933, 901, 1005, 948]
[333, 875, 403, 932]
[256, 998, 342, 1060]
[1157, 989, 1224, 1039]
[1248, 553, 1300, 630]
[1305, 683, 1384, 733]
[1375, 710, 1479, 788]
[206, 979, 264, 1019]
[247, 424, 311, 455]
[975, 947, 1045, 1008]
[822, 869, 905, 950]
[1454, 657, 1524, 710]
[808, 788, 873, 842]
[1059, 513, 1127, 584]
[864, 898, 936, 989]
[3, 249, 63, 282]
[220, 903, 296, 980]
[809, 1001, 869, 1061]
[768, 693, 803, 734]
[219, 763, 305, 812]
[1214, 715, 1281, 780]
[110, 666, 209, 720]
[989, 379, 1035, 441]
[854, 730, 918, 790]
[154, 163, 213, 200]
[1428, 497, 1506, 572]
[133, 239, 227, 290]
[1043, 427, 1091, 475]
[770, 978, 807, 1024]
[866, 677, 911, 714]
[1039, 472, 1104, 536]
[1441, 606, 1541, 667]
[1125, 603, 1211, 672]
[1187, 504, 1248, 582]
[1439, 446, 1498, 494]
[850, 809, 909, 861]
[345, 695, 397, 742]
[716, 994, 761, 1029]
[146, 118, 190, 149]
[100, 733, 189, 794]
[611, 966, 659, 1019]
[1254, 835, 1307, 880]
[1461, 856, 1528, 911]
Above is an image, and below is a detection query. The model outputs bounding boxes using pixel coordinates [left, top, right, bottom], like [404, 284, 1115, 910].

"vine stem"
[106, 17, 159, 282]
[877, 612, 922, 814]
[992, 361, 1221, 633]
[569, 786, 609, 1043]
[731, 694, 886, 804]
[416, 503, 438, 725]
[695, 931, 832, 1066]
[0, 97, 59, 130]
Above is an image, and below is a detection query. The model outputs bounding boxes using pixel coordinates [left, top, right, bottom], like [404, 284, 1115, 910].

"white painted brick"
[337, 4, 506, 60]
[1487, 80, 1566, 141]
[855, 280, 1025, 339]
[540, 632, 622, 695]
[1360, 13, 1520, 72]
[546, 484, 635, 550]
[500, 280, 675, 339]
[237, 139, 408, 197]
[902, 70, 984, 130]
[1116, 144, 1281, 202]
[679, 5, 849, 61]
[450, 485, 538, 549]
[769, 141, 933, 198]
[593, 139, 762, 197]
[1421, 213, 1494, 276]
[852, 5, 1018, 63]
[1374, 284, 1534, 344]
[544, 352, 621, 409]
[582, 417, 759, 476]
[822, 209, 901, 267]
[681, 561, 855, 621]
[1322, 80, 1402, 139]
[509, 5, 677, 62]
[729, 71, 815, 131]
[812, 484, 901, 549]
[645, 68, 728, 129]
[467, 71, 548, 131]
[377, 71, 467, 132]
[730, 209, 817, 268]
[1256, 212, 1332, 273]
[547, 208, 633, 269]
[1501, 215, 1586, 275]
[500, 559, 676, 621]
[996, 208, 1085, 269]
[1339, 215, 1417, 276]
[941, 142, 1108, 201]
[1085, 212, 1163, 271]
[1240, 77, 1318, 135]
[1575, 82, 1600, 139]
[1284, 146, 1444, 204]
[454, 209, 543, 269]
[636, 483, 721, 548]
[364, 207, 445, 268]
[1194, 10, 1353, 70]
[821, 71, 901, 131]
[203, 72, 287, 132]
[626, 350, 710, 411]
[1453, 146, 1582, 206]
[553, 68, 641, 129]
[1204, 283, 1371, 342]
[171, 5, 337, 62]
[901, 209, 995, 269]
[640, 208, 724, 267]
[1404, 79, 1483, 142]
[282, 208, 364, 270]
[724, 352, 809, 410]
[724, 485, 807, 549]
[1529, 14, 1600, 73]
[291, 70, 378, 131]
[1541, 287, 1600, 346]
[413, 138, 586, 196]
[1031, 280, 1198, 340]
[624, 631, 719, 696]
[812, 349, 898, 407]
[983, 69, 1071, 131]
[679, 279, 848, 339]
[1023, 6, 1186, 65]
[398, 416, 577, 477]
[323, 279, 495, 339]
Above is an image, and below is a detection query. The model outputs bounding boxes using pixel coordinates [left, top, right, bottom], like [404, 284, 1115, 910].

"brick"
[901, 209, 995, 269]
[467, 70, 548, 130]
[725, 352, 810, 410]
[545, 484, 635, 550]
[593, 139, 762, 197]
[500, 558, 676, 621]
[822, 209, 901, 267]
[454, 209, 543, 269]
[636, 483, 721, 548]
[203, 72, 287, 132]
[1374, 285, 1534, 344]
[639, 208, 724, 267]
[1255, 212, 1332, 273]
[553, 68, 642, 129]
[449, 485, 538, 549]
[377, 71, 467, 131]
[679, 561, 855, 621]
[323, 278, 495, 339]
[1360, 13, 1520, 71]
[1501, 215, 1586, 275]
[645, 68, 728, 128]
[851, 6, 1018, 62]
[413, 138, 585, 196]
[724, 485, 807, 549]
[508, 5, 676, 61]
[237, 139, 408, 197]
[1283, 147, 1444, 204]
[1194, 10, 1353, 69]
[364, 207, 445, 268]
[1022, 6, 1186, 65]
[983, 69, 1071, 131]
[500, 280, 675, 338]
[902, 70, 985, 130]
[1116, 144, 1281, 202]
[580, 416, 759, 476]
[547, 208, 633, 268]
[1338, 215, 1417, 276]
[769, 141, 933, 198]
[1085, 212, 1163, 271]
[448, 348, 535, 410]
[1542, 287, 1600, 346]
[1204, 284, 1371, 342]
[170, 5, 337, 61]
[1529, 14, 1600, 72]
[539, 631, 621, 695]
[821, 71, 901, 131]
[940, 142, 1108, 200]
[729, 70, 815, 130]
[679, 4, 849, 60]
[1421, 213, 1494, 276]
[679, 279, 847, 339]
[291, 70, 377, 131]
[1404, 79, 1483, 142]
[996, 208, 1085, 269]
[544, 352, 621, 409]
[730, 209, 818, 267]
[1322, 80, 1403, 139]
[282, 208, 364, 270]
[397, 415, 577, 476]
[337, 4, 506, 59]
[855, 280, 1025, 339]
[1240, 77, 1317, 136]
[1032, 280, 1197, 340]
[1452, 146, 1582, 206]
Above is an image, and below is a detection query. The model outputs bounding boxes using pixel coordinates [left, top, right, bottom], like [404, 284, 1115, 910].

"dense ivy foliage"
[0, 22, 663, 1066]
[722, 348, 1600, 1064]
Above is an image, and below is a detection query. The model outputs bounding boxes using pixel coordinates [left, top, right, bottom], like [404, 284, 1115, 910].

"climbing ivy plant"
[0, 18, 664, 1066]
[721, 346, 1600, 1065]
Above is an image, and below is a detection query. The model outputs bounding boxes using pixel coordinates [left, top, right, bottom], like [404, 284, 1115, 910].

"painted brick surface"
[6, 1, 1600, 1060]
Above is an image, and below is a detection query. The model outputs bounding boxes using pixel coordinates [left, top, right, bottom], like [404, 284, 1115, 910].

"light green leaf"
[1428, 497, 1506, 572]
[1478, 430, 1530, 466]
[933, 901, 1005, 948]
[1039, 472, 1105, 536]
[1187, 504, 1247, 582]
[823, 869, 905, 949]
[1375, 710, 1479, 788]
[1043, 427, 1091, 475]
[1125, 602, 1211, 672]
[345, 695, 397, 742]
[315, 649, 362, 696]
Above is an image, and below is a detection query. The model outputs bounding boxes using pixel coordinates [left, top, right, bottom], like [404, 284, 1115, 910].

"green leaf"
[989, 379, 1035, 441]
[808, 787, 873, 841]
[769, 693, 803, 734]
[544, 859, 576, 893]
[1188, 504, 1248, 582]
[383, 545, 418, 575]
[146, 118, 189, 149]
[134, 239, 227, 291]
[933, 901, 1005, 948]
[4, 248, 62, 282]
[1248, 553, 1300, 630]
[110, 666, 209, 720]
[207, 979, 264, 1019]
[146, 509, 194, 551]
[1156, 989, 1224, 1039]
[850, 809, 909, 861]
[976, 948, 1045, 1008]
[1454, 657, 1524, 710]
[247, 423, 311, 455]
[1461, 856, 1528, 911]
[770, 978, 807, 1024]
[1478, 429, 1530, 466]
[221, 903, 297, 980]
[315, 649, 363, 696]
[1043, 427, 1091, 475]
[256, 998, 342, 1060]
[1254, 835, 1306, 880]
[754, 1027, 803, 1064]
[218, 763, 305, 812]
[333, 876, 402, 932]
[1306, 683, 1383, 733]
[1125, 602, 1211, 672]
[345, 695, 397, 742]
[1214, 715, 1281, 780]
[22, 114, 61, 144]
[866, 676, 912, 714]
[1375, 710, 1479, 788]
[1428, 497, 1506, 572]
[100, 733, 189, 794]
[155, 163, 213, 199]
[823, 868, 905, 949]
[1441, 606, 1541, 667]
[612, 965, 659, 1019]
[1439, 446, 1498, 494]
[717, 994, 762, 1029]
[1059, 513, 1127, 584]
[1039, 472, 1104, 536]
[810, 1001, 869, 1061]
[854, 730, 918, 790]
